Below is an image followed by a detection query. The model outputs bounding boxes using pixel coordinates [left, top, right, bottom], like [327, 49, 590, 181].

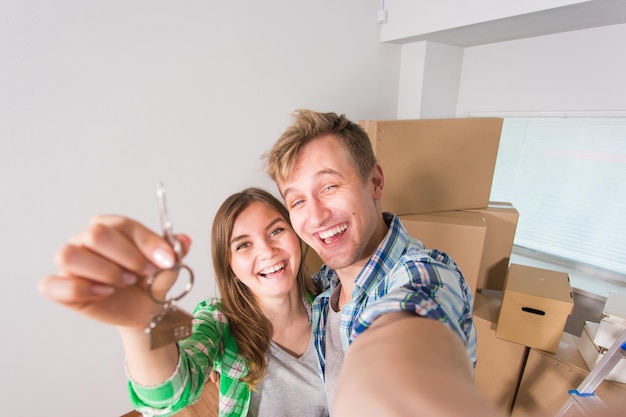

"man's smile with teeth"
[318, 223, 348, 242]
[258, 261, 287, 277]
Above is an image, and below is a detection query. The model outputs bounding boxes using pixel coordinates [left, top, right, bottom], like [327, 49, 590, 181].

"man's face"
[279, 134, 383, 276]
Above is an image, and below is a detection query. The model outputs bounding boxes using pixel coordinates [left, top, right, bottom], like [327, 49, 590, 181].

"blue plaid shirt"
[311, 212, 477, 375]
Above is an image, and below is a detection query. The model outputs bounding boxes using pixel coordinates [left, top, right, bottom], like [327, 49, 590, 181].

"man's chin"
[320, 253, 354, 271]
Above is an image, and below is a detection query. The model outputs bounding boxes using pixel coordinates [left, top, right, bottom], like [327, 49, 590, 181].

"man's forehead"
[280, 167, 345, 199]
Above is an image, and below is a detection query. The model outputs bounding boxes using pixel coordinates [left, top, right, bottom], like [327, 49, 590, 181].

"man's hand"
[334, 312, 505, 417]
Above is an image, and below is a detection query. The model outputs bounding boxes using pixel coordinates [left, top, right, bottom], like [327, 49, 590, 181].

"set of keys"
[144, 182, 195, 350]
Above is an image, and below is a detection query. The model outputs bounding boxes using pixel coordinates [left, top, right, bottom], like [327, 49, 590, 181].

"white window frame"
[470, 111, 626, 298]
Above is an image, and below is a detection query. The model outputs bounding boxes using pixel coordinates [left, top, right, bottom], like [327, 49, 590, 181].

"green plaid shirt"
[128, 299, 252, 417]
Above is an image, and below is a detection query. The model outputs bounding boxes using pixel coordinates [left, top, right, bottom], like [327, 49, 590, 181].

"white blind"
[490, 117, 626, 280]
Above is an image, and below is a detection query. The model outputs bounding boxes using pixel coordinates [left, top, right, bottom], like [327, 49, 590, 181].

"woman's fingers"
[209, 370, 221, 387]
[38, 274, 115, 304]
[40, 215, 194, 329]
[55, 243, 140, 287]
[87, 215, 182, 270]
[38, 273, 157, 328]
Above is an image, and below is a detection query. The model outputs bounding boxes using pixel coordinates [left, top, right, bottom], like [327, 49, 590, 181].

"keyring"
[146, 264, 194, 304]
[146, 181, 195, 304]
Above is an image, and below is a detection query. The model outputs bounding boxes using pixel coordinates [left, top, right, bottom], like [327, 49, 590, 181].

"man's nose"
[307, 196, 331, 228]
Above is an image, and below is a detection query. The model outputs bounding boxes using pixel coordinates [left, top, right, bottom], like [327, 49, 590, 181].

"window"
[489, 116, 626, 284]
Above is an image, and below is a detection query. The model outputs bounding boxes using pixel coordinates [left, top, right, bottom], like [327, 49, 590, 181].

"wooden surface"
[120, 383, 219, 417]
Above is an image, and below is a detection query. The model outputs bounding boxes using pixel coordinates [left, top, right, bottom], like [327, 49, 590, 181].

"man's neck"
[333, 211, 391, 309]
[337, 283, 352, 310]
[335, 213, 389, 307]
[333, 263, 363, 309]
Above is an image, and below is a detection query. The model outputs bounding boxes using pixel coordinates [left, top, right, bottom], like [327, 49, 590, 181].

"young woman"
[39, 188, 327, 417]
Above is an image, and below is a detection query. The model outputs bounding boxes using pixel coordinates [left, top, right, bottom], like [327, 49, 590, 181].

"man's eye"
[270, 227, 285, 238]
[323, 184, 337, 192]
[291, 199, 304, 208]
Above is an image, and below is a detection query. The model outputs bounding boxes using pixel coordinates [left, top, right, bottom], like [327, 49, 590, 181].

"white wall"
[0, 2, 400, 416]
[457, 23, 626, 114]
[384, 0, 626, 115]
[397, 41, 464, 119]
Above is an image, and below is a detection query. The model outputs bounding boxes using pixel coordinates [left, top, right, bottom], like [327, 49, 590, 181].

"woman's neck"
[260, 290, 307, 327]
[260, 291, 311, 357]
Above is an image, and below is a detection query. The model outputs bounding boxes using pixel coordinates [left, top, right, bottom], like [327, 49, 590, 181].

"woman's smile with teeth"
[258, 261, 287, 277]
[318, 223, 348, 243]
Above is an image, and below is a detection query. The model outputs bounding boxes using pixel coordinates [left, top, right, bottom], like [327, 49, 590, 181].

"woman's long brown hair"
[211, 187, 320, 389]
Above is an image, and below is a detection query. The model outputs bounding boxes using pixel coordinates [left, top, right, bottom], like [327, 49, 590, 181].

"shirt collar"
[352, 212, 407, 292]
[315, 212, 408, 298]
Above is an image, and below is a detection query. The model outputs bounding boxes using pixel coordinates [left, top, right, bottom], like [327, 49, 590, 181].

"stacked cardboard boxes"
[304, 117, 518, 298]
[481, 270, 626, 415]
[511, 331, 626, 416]
[577, 321, 626, 384]
[358, 117, 519, 298]
[359, 118, 503, 216]
[473, 292, 527, 413]
[400, 210, 487, 297]
[496, 264, 574, 354]
[357, 117, 527, 409]
[594, 291, 626, 352]
[464, 203, 519, 292]
[355, 117, 626, 414]
[476, 287, 626, 416]
[575, 291, 626, 384]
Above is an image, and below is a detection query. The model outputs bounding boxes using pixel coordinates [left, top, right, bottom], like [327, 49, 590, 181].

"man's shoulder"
[382, 235, 463, 288]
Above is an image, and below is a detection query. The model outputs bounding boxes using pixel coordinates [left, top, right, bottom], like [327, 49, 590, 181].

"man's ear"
[371, 163, 384, 199]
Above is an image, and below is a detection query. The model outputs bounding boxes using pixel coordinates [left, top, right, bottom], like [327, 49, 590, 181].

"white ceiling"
[391, 0, 626, 46]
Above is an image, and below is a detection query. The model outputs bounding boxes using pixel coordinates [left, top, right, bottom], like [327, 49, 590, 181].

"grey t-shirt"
[249, 335, 328, 417]
[324, 285, 346, 415]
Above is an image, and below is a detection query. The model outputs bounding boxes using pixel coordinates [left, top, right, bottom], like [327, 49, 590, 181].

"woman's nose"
[256, 240, 278, 258]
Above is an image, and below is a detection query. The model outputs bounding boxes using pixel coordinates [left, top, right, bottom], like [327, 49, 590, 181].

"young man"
[264, 109, 505, 417]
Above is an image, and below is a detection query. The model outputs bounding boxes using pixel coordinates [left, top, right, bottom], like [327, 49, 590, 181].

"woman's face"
[229, 201, 302, 303]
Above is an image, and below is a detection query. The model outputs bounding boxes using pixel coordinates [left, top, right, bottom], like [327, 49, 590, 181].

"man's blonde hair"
[264, 109, 377, 185]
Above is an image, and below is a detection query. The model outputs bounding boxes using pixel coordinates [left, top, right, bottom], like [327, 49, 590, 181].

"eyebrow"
[230, 217, 286, 246]
[281, 168, 343, 199]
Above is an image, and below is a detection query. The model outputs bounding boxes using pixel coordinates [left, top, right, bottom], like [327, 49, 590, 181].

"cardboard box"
[464, 202, 519, 292]
[496, 264, 573, 353]
[595, 291, 626, 351]
[359, 118, 503, 215]
[511, 332, 626, 417]
[577, 321, 626, 384]
[400, 210, 487, 297]
[473, 292, 527, 413]
[302, 243, 323, 276]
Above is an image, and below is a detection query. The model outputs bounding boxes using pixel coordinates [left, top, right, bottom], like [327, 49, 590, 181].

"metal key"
[144, 181, 194, 350]
[146, 302, 194, 350]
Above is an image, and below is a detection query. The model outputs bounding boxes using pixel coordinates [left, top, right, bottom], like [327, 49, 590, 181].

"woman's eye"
[235, 242, 250, 251]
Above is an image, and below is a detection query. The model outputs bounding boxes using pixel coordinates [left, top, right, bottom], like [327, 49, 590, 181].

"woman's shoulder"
[193, 298, 230, 325]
